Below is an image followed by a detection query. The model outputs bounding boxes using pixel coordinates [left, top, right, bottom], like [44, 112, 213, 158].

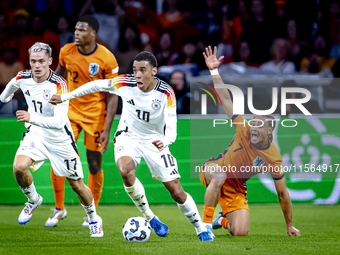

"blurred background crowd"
[1, 0, 340, 116]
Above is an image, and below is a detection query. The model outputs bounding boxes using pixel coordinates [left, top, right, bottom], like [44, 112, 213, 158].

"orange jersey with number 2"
[59, 43, 119, 122]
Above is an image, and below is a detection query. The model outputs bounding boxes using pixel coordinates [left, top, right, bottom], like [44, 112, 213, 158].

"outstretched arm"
[0, 77, 19, 103]
[203, 46, 233, 119]
[274, 176, 301, 236]
[49, 79, 115, 104]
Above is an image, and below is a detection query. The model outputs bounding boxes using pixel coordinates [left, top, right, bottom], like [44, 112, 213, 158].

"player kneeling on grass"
[49, 51, 213, 241]
[200, 46, 300, 237]
[0, 42, 103, 237]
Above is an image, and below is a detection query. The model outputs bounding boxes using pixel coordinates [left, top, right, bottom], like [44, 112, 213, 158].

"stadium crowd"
[1, 0, 340, 116]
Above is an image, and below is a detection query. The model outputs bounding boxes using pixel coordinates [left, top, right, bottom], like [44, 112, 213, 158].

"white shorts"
[114, 133, 181, 182]
[16, 132, 83, 180]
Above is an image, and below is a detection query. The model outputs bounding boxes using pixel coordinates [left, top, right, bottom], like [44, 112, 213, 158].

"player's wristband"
[209, 69, 219, 75]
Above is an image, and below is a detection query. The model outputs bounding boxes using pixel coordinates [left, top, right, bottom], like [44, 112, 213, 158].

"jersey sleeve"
[269, 151, 284, 180]
[0, 76, 20, 103]
[59, 45, 66, 67]
[162, 87, 177, 147]
[107, 74, 136, 95]
[103, 51, 119, 79]
[60, 74, 134, 101]
[232, 115, 250, 139]
[61, 79, 115, 102]
[29, 79, 70, 129]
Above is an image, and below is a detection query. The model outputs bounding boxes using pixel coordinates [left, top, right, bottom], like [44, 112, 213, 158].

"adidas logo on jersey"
[127, 99, 135, 105]
[170, 169, 178, 175]
[24, 90, 30, 96]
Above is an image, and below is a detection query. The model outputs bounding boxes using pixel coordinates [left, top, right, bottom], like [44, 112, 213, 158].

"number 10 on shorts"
[161, 154, 175, 168]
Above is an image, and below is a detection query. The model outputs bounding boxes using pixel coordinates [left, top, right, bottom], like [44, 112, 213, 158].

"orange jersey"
[205, 115, 284, 194]
[59, 43, 118, 122]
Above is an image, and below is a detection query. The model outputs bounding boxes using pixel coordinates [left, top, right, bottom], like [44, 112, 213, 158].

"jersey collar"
[77, 43, 98, 56]
[153, 77, 160, 91]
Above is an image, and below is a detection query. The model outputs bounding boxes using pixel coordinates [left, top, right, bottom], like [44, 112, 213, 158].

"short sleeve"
[103, 51, 119, 79]
[233, 115, 250, 140]
[59, 45, 66, 67]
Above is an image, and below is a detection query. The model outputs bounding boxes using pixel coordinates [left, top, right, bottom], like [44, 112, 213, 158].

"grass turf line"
[0, 204, 339, 255]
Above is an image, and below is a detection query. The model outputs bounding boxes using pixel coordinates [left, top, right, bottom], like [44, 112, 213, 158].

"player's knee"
[68, 181, 82, 193]
[13, 162, 27, 175]
[170, 186, 186, 203]
[117, 157, 135, 179]
[87, 156, 101, 174]
[88, 162, 101, 174]
[231, 228, 248, 236]
[120, 169, 136, 186]
[119, 165, 134, 178]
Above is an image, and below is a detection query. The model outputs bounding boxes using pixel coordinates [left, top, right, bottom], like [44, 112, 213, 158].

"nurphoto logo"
[199, 83, 312, 128]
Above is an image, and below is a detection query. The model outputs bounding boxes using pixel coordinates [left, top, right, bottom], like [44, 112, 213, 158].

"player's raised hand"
[16, 110, 30, 122]
[49, 94, 62, 105]
[203, 46, 224, 70]
[287, 226, 300, 236]
[152, 140, 164, 152]
[99, 130, 110, 154]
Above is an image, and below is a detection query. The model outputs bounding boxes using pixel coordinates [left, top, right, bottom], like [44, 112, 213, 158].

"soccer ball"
[122, 216, 152, 242]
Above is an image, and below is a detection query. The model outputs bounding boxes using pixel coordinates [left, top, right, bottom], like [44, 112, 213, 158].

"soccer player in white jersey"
[0, 42, 103, 237]
[49, 51, 214, 241]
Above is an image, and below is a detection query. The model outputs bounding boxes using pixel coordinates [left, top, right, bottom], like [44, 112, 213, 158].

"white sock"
[81, 200, 98, 223]
[218, 217, 223, 225]
[177, 193, 206, 235]
[21, 182, 39, 203]
[124, 178, 155, 221]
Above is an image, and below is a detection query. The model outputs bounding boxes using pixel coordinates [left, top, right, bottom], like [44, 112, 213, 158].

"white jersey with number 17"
[0, 69, 73, 141]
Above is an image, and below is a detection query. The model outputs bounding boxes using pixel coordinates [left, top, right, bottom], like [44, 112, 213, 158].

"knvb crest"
[89, 63, 99, 75]
[253, 156, 265, 168]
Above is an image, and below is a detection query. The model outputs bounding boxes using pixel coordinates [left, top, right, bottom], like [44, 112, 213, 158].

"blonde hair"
[28, 42, 52, 58]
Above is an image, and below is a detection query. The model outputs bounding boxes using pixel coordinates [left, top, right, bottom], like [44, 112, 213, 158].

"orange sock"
[51, 168, 66, 210]
[88, 170, 104, 209]
[203, 205, 216, 224]
[88, 172, 92, 188]
[221, 217, 229, 229]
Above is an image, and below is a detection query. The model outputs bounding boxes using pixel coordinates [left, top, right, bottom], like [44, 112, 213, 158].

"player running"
[0, 42, 103, 237]
[49, 51, 214, 241]
[201, 46, 300, 237]
[46, 16, 119, 227]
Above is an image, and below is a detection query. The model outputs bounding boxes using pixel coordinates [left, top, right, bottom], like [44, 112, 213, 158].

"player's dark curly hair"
[78, 15, 99, 33]
[134, 51, 158, 68]
[263, 115, 276, 143]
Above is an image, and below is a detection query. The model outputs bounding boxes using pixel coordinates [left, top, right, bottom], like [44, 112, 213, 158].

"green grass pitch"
[1, 204, 339, 255]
